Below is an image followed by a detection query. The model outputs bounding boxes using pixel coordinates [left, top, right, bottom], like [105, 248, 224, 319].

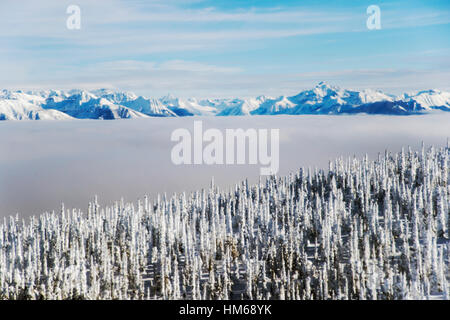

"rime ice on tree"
[0, 144, 448, 300]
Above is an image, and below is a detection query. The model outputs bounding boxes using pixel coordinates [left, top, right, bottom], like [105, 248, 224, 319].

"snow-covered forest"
[0, 144, 448, 300]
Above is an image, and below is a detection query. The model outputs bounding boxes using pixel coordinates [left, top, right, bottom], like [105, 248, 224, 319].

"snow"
[1, 83, 449, 120]
[1, 113, 449, 218]
[0, 92, 73, 120]
[401, 89, 450, 110]
[358, 89, 394, 104]
[0, 140, 448, 300]
[0, 112, 448, 300]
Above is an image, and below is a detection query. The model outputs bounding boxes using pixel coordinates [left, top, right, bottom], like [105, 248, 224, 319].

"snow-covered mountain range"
[1, 82, 449, 120]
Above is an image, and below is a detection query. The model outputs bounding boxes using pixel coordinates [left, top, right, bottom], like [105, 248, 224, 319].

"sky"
[0, 0, 449, 98]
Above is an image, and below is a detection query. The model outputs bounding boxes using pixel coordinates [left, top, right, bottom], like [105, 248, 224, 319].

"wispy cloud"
[159, 60, 241, 73]
[88, 59, 241, 75]
[0, 0, 449, 96]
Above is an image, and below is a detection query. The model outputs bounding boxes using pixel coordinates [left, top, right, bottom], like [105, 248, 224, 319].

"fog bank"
[0, 114, 449, 218]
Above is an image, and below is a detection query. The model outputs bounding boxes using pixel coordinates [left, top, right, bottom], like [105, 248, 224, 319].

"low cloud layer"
[0, 114, 449, 219]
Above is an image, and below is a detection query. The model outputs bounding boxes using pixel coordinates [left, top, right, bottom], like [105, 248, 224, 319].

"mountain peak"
[162, 93, 177, 100]
[92, 88, 115, 96]
[312, 82, 342, 96]
[315, 81, 334, 89]
[1, 86, 449, 121]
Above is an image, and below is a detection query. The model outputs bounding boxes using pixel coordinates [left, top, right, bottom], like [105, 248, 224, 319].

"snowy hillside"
[43, 91, 150, 120]
[0, 90, 73, 120]
[400, 90, 450, 111]
[92, 89, 176, 117]
[286, 82, 395, 114]
[1, 83, 450, 120]
[0, 144, 448, 300]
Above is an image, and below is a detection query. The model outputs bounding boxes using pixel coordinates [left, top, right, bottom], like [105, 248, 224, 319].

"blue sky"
[0, 0, 449, 97]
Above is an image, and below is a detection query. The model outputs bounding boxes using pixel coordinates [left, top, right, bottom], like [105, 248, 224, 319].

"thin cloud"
[91, 59, 241, 74]
[159, 60, 241, 73]
[0, 0, 448, 96]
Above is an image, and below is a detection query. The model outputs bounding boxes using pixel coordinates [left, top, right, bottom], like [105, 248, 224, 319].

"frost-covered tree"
[0, 144, 448, 300]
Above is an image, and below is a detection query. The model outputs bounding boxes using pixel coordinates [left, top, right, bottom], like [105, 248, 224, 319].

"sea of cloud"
[0, 114, 449, 219]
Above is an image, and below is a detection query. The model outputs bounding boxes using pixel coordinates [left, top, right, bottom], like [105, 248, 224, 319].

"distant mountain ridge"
[1, 83, 449, 120]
